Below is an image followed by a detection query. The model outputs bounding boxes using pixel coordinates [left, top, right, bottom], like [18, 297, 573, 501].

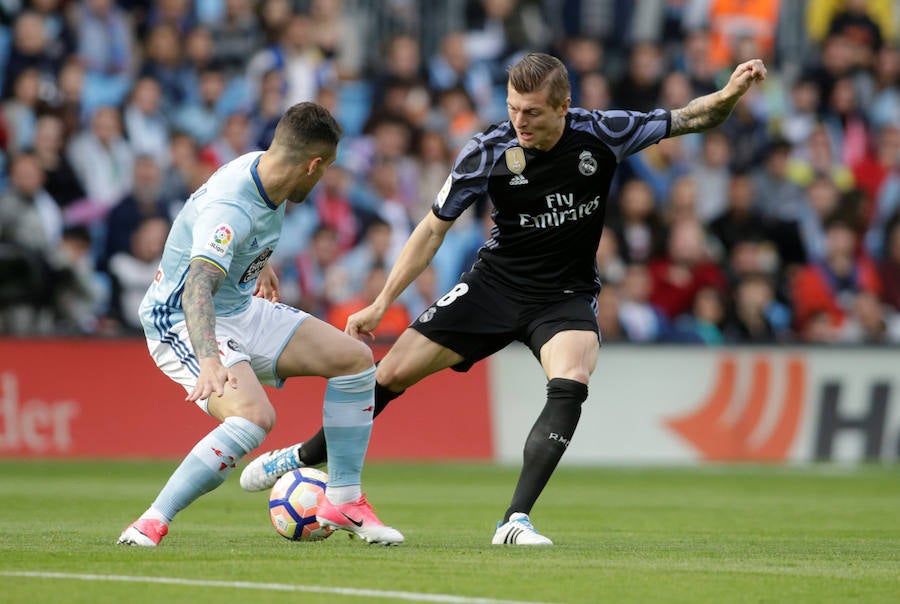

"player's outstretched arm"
[346, 211, 453, 340]
[183, 259, 235, 401]
[669, 59, 767, 137]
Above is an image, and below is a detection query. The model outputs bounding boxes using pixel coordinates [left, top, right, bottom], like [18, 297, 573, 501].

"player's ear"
[559, 97, 571, 115]
[306, 156, 323, 176]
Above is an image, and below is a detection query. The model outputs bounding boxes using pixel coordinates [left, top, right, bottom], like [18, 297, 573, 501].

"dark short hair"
[272, 102, 343, 161]
[507, 53, 570, 108]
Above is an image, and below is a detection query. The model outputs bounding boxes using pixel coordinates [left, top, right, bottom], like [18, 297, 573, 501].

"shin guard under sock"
[150, 416, 265, 521]
[300, 381, 402, 466]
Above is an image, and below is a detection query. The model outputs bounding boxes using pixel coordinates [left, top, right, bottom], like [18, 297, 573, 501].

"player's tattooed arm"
[669, 91, 739, 136]
[669, 59, 767, 137]
[183, 259, 225, 359]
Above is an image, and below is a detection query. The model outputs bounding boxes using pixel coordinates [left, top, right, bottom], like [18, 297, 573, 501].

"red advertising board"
[0, 339, 493, 460]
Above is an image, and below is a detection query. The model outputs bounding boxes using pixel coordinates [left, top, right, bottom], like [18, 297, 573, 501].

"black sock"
[298, 381, 404, 466]
[503, 378, 587, 523]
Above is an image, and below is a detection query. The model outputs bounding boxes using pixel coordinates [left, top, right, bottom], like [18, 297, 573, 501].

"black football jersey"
[432, 107, 670, 298]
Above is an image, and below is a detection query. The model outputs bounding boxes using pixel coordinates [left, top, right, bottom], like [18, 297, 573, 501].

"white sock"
[139, 507, 171, 525]
[326, 484, 362, 505]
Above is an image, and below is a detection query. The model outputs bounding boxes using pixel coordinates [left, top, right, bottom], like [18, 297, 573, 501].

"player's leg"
[294, 380, 397, 464]
[240, 327, 462, 483]
[273, 316, 404, 544]
[493, 327, 598, 546]
[120, 299, 289, 546]
[118, 360, 271, 546]
[294, 328, 465, 465]
[241, 382, 397, 479]
[242, 271, 509, 486]
[293, 276, 495, 466]
[239, 314, 378, 490]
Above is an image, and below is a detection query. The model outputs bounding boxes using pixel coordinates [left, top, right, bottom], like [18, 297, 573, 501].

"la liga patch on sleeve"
[206, 223, 235, 257]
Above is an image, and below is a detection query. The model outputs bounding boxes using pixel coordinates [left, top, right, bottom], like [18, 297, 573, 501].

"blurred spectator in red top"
[650, 219, 729, 320]
[790, 216, 881, 340]
[327, 264, 410, 342]
[311, 164, 366, 253]
[852, 124, 900, 223]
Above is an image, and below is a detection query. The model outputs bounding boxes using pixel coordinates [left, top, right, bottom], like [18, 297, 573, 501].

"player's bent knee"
[339, 338, 375, 374]
[251, 407, 277, 433]
[222, 400, 276, 433]
[547, 377, 589, 405]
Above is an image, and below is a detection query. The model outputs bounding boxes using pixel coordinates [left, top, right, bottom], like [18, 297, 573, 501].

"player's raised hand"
[254, 262, 281, 303]
[187, 357, 237, 402]
[723, 59, 767, 98]
[344, 303, 385, 342]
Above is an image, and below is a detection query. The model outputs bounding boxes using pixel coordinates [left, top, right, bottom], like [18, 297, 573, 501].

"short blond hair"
[507, 53, 571, 108]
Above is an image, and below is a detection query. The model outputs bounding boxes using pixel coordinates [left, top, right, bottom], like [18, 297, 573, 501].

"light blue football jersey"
[140, 151, 286, 339]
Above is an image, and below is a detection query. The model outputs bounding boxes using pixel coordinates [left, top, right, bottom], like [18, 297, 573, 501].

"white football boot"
[239, 443, 304, 491]
[492, 512, 553, 545]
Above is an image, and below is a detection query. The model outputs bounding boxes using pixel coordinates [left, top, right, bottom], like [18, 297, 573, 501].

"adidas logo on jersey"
[509, 174, 529, 186]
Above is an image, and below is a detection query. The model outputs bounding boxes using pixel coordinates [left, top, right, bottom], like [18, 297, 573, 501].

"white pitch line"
[0, 571, 556, 604]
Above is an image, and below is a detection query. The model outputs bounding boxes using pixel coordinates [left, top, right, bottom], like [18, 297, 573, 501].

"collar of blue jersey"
[250, 154, 279, 210]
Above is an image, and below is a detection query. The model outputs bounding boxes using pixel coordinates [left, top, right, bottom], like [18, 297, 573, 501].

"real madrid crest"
[578, 150, 597, 176]
[505, 147, 527, 175]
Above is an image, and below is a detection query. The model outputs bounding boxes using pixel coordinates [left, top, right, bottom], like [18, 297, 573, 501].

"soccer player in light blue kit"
[117, 102, 403, 546]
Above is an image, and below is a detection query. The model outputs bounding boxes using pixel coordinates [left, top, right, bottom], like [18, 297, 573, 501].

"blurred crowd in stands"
[0, 0, 899, 345]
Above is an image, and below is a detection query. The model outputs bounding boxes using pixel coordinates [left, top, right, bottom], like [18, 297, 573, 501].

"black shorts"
[410, 270, 600, 372]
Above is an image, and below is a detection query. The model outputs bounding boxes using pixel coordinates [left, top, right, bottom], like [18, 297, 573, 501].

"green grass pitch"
[0, 460, 897, 603]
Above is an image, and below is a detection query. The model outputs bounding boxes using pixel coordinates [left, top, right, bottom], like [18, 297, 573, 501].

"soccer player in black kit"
[242, 53, 768, 544]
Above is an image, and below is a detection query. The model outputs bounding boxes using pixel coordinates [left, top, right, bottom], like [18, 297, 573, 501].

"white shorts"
[146, 296, 310, 411]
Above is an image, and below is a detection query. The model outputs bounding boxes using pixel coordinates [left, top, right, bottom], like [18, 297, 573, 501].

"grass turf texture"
[0, 461, 897, 604]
